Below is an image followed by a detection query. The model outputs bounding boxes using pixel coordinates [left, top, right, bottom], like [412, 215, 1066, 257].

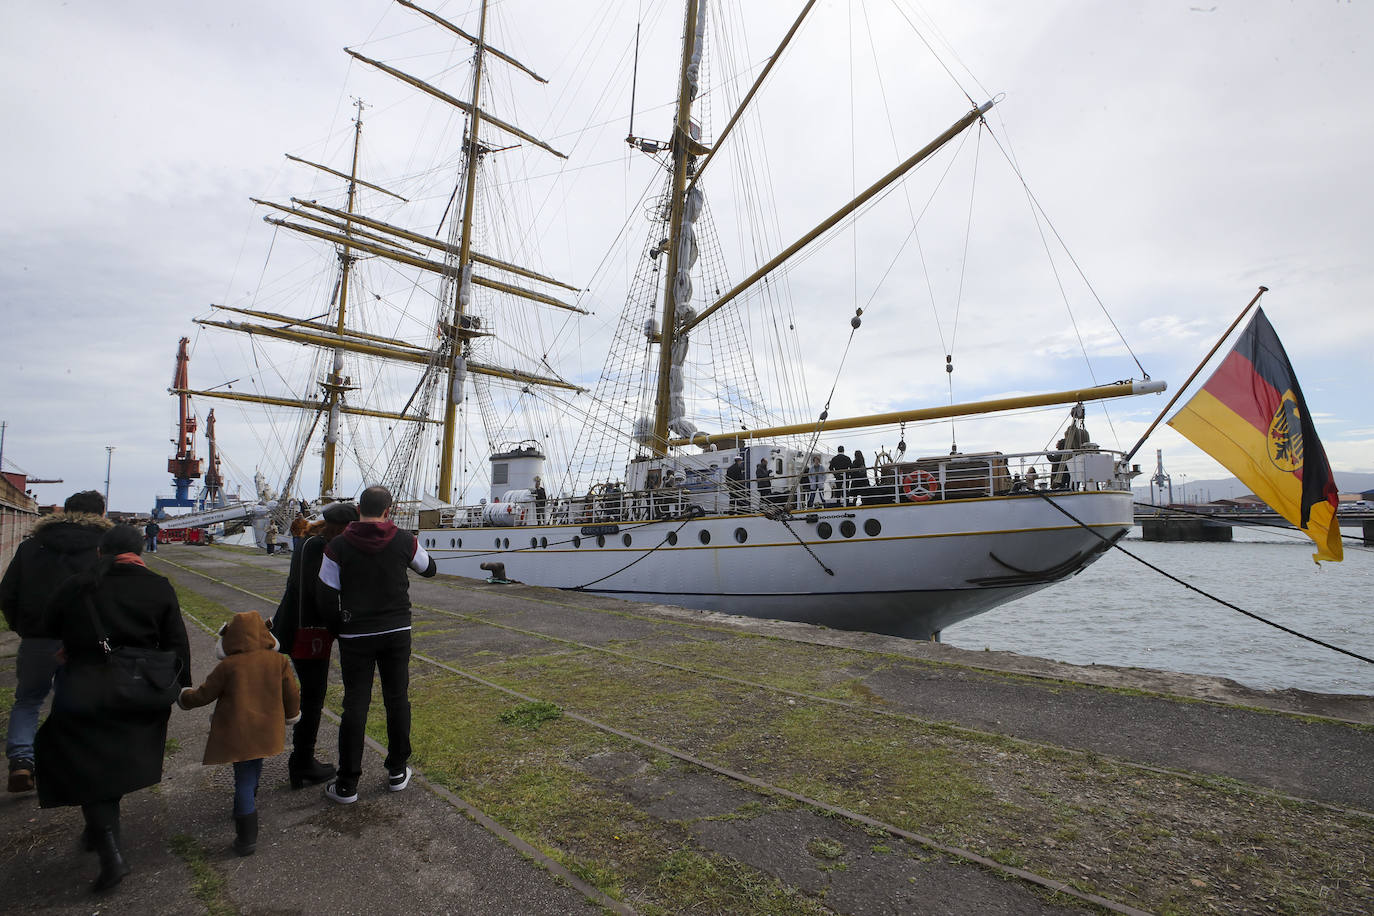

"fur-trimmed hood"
[30, 512, 112, 553]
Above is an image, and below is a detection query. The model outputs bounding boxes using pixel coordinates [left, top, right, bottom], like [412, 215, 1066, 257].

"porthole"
[530, 538, 538, 549]
[666, 531, 678, 546]
[840, 520, 856, 539]
[457, 538, 463, 549]
[734, 527, 748, 543]
[450, 538, 456, 548]
[817, 522, 833, 539]
[699, 529, 711, 545]
[622, 533, 633, 547]
[540, 537, 548, 548]
[864, 519, 881, 537]
[573, 535, 582, 548]
[596, 535, 605, 547]
[494, 538, 501, 549]
[503, 538, 510, 549]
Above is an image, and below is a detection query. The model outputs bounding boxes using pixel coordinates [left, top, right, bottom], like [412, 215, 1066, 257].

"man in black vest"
[317, 485, 436, 804]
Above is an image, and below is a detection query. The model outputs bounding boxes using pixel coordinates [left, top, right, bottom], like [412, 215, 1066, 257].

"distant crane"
[1149, 448, 1174, 506]
[155, 337, 204, 517]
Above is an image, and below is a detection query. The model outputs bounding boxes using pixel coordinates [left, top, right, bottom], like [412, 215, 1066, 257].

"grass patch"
[168, 834, 235, 915]
[165, 738, 181, 757]
[499, 700, 563, 730]
[169, 580, 238, 632]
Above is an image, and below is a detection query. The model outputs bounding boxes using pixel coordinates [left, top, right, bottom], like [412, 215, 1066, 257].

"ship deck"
[3, 542, 1371, 915]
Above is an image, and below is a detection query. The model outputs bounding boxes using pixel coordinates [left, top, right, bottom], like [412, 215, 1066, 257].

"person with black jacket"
[828, 446, 853, 505]
[316, 486, 436, 804]
[271, 502, 358, 789]
[1, 490, 111, 793]
[36, 524, 192, 893]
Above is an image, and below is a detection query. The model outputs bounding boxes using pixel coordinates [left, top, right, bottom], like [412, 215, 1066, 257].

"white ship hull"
[419, 489, 1130, 639]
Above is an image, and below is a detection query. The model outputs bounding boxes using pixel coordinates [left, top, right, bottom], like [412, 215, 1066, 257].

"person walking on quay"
[177, 611, 301, 857]
[264, 524, 281, 556]
[289, 511, 309, 553]
[142, 518, 160, 553]
[35, 524, 192, 893]
[272, 502, 358, 789]
[317, 485, 436, 804]
[1, 489, 111, 794]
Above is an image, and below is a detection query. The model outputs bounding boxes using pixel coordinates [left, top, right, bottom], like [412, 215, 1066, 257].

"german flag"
[1168, 308, 1341, 562]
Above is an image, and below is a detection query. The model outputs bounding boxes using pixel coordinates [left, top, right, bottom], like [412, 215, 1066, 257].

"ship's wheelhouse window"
[816, 522, 833, 539]
[734, 527, 748, 543]
[622, 534, 632, 547]
[666, 531, 678, 546]
[840, 520, 856, 538]
[699, 530, 711, 545]
[863, 519, 880, 537]
[492, 463, 509, 485]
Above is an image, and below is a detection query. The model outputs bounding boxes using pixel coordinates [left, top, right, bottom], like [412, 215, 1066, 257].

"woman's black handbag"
[57, 594, 183, 713]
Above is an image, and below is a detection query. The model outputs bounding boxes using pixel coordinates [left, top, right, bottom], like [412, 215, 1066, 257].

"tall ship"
[183, 0, 1166, 639]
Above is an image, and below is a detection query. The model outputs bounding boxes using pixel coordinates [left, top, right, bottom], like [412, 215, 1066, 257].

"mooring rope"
[1039, 492, 1374, 666]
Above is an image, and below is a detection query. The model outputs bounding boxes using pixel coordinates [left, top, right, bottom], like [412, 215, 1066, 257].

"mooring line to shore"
[154, 551, 1156, 912]
[1042, 494, 1374, 666]
[173, 598, 639, 916]
[151, 549, 1374, 824]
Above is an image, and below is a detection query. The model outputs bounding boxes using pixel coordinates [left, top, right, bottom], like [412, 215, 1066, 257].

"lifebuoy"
[901, 469, 938, 502]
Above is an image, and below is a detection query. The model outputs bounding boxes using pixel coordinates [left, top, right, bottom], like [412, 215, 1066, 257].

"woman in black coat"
[36, 524, 192, 893]
[271, 501, 357, 788]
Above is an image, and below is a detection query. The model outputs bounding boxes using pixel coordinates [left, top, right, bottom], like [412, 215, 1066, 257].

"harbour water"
[945, 523, 1374, 696]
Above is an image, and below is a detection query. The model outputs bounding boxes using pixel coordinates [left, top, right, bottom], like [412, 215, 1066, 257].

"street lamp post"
[104, 446, 115, 516]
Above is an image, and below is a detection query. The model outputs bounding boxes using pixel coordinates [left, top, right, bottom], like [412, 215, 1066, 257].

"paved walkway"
[0, 622, 611, 915]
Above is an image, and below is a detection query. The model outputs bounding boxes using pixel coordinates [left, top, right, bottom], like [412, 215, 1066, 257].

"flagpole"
[1123, 286, 1267, 463]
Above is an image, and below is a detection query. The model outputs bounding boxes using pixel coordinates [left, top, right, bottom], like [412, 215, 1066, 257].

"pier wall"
[1140, 515, 1233, 542]
[0, 475, 38, 574]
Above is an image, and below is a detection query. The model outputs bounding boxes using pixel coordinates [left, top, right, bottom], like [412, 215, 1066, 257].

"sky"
[1, 0, 1371, 513]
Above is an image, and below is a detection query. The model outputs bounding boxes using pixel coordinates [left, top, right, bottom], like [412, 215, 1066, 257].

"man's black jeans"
[336, 629, 412, 786]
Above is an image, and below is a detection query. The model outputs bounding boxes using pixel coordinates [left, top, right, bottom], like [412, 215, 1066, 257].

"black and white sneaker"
[387, 766, 412, 792]
[324, 780, 358, 805]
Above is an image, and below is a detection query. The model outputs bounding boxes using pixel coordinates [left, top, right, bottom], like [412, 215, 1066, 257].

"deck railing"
[433, 448, 1128, 528]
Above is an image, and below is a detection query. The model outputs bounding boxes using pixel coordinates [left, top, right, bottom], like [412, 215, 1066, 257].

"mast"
[319, 98, 366, 499]
[436, 0, 489, 503]
[649, 0, 703, 456]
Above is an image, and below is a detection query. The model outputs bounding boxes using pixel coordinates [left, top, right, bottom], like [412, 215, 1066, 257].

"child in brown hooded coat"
[178, 612, 300, 856]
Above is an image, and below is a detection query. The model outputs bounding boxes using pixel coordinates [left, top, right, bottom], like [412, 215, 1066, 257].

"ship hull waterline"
[419, 489, 1129, 640]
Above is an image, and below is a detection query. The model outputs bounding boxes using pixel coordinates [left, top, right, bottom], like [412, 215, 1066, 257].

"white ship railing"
[424, 448, 1131, 530]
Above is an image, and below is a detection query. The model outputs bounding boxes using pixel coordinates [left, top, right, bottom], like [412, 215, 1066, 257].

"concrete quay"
[2, 542, 1371, 915]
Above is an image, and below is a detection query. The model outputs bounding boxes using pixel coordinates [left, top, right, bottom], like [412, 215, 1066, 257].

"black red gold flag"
[1167, 308, 1342, 562]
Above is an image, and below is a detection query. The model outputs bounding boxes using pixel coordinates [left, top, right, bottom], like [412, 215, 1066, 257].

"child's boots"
[232, 812, 258, 856]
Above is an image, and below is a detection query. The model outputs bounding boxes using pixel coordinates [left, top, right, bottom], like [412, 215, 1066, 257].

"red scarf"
[113, 553, 148, 569]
